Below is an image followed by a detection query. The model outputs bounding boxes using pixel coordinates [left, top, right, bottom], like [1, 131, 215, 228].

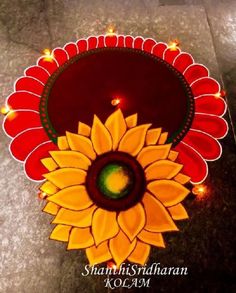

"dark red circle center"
[42, 47, 194, 145]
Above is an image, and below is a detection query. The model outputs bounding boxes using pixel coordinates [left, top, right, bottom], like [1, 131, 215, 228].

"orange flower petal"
[58, 136, 69, 150]
[91, 115, 112, 155]
[168, 203, 189, 220]
[145, 128, 161, 145]
[48, 185, 93, 210]
[125, 114, 137, 128]
[145, 160, 183, 181]
[138, 230, 165, 248]
[158, 132, 168, 144]
[109, 230, 136, 267]
[53, 205, 97, 227]
[128, 241, 150, 265]
[50, 150, 91, 170]
[41, 157, 58, 171]
[78, 122, 91, 137]
[168, 150, 179, 161]
[44, 168, 86, 189]
[105, 109, 127, 150]
[43, 202, 60, 215]
[118, 124, 151, 156]
[174, 173, 191, 184]
[92, 209, 119, 246]
[50, 224, 71, 242]
[68, 227, 94, 249]
[40, 181, 59, 195]
[142, 192, 178, 232]
[86, 241, 112, 265]
[137, 144, 171, 168]
[118, 203, 145, 241]
[148, 180, 189, 207]
[66, 131, 96, 160]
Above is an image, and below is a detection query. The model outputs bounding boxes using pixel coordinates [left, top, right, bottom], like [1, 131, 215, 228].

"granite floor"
[0, 0, 235, 292]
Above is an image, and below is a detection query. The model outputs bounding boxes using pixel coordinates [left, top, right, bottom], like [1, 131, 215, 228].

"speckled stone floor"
[0, 1, 235, 292]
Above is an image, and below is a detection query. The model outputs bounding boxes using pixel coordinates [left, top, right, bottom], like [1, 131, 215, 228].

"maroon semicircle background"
[45, 48, 194, 144]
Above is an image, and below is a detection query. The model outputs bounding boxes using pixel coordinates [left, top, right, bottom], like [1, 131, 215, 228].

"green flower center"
[97, 163, 134, 199]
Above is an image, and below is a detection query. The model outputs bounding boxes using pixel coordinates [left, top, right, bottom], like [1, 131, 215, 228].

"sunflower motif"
[41, 109, 190, 266]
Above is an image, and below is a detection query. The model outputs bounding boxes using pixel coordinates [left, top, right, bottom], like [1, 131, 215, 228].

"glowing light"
[106, 25, 116, 36]
[38, 191, 47, 200]
[107, 261, 117, 271]
[1, 105, 10, 115]
[214, 90, 226, 99]
[42, 48, 54, 62]
[214, 92, 221, 99]
[168, 39, 180, 51]
[192, 184, 207, 198]
[111, 98, 121, 106]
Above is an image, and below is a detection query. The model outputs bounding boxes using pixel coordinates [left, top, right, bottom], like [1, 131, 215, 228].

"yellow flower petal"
[137, 144, 171, 168]
[168, 203, 189, 220]
[118, 203, 145, 241]
[50, 224, 71, 242]
[109, 230, 137, 267]
[168, 150, 179, 161]
[145, 160, 183, 181]
[68, 227, 94, 249]
[53, 205, 97, 227]
[41, 157, 58, 171]
[40, 181, 59, 195]
[125, 114, 137, 128]
[138, 230, 165, 248]
[86, 241, 112, 265]
[158, 132, 168, 144]
[118, 124, 151, 156]
[43, 202, 60, 215]
[44, 168, 86, 189]
[48, 185, 93, 211]
[66, 131, 96, 160]
[78, 122, 91, 137]
[91, 115, 112, 155]
[92, 209, 119, 246]
[174, 173, 191, 184]
[145, 128, 161, 145]
[128, 241, 150, 265]
[148, 180, 189, 207]
[50, 151, 91, 170]
[57, 136, 69, 150]
[105, 109, 127, 150]
[142, 192, 178, 232]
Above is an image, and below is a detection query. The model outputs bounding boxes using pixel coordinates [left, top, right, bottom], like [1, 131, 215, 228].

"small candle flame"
[38, 191, 47, 200]
[42, 48, 54, 62]
[1, 105, 11, 115]
[168, 39, 180, 51]
[192, 184, 207, 199]
[111, 98, 121, 106]
[106, 25, 116, 36]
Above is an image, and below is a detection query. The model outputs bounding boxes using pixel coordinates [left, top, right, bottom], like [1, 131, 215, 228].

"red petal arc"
[125, 36, 134, 48]
[3, 110, 41, 137]
[76, 39, 88, 53]
[183, 129, 221, 160]
[175, 142, 208, 184]
[163, 48, 180, 64]
[7, 92, 40, 111]
[97, 35, 105, 48]
[184, 64, 209, 85]
[143, 39, 156, 53]
[37, 56, 58, 75]
[10, 128, 49, 161]
[152, 43, 167, 58]
[133, 37, 144, 49]
[191, 113, 228, 139]
[173, 53, 194, 73]
[64, 43, 78, 58]
[24, 141, 58, 181]
[105, 35, 117, 47]
[87, 36, 98, 49]
[53, 48, 68, 66]
[15, 77, 44, 96]
[191, 77, 220, 97]
[25, 66, 50, 84]
[195, 95, 226, 116]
